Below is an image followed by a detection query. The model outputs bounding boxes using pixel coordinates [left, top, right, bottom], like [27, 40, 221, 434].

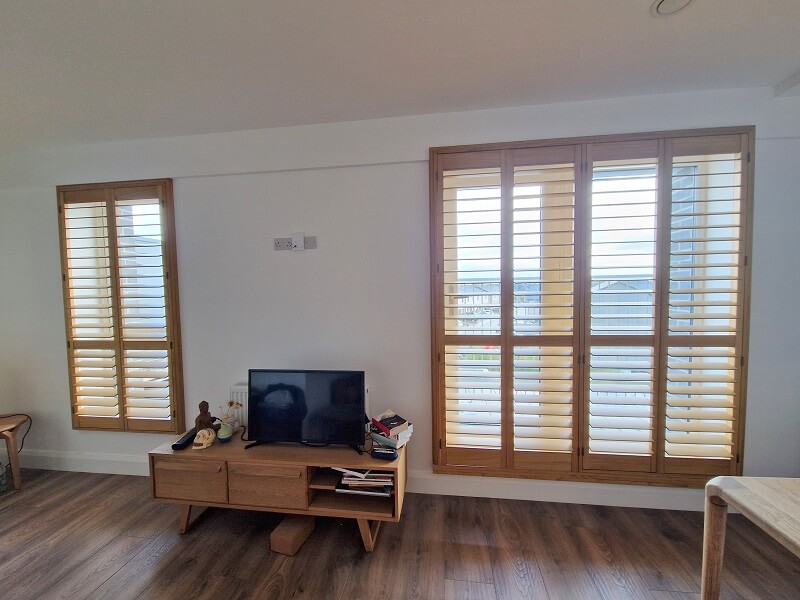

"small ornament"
[192, 428, 216, 449]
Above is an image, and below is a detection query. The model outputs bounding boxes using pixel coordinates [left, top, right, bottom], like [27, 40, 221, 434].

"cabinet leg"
[701, 495, 729, 600]
[356, 519, 383, 552]
[2, 429, 22, 489]
[178, 504, 207, 533]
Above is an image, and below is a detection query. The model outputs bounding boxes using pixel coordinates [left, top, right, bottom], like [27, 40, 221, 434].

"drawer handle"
[229, 465, 302, 478]
[156, 461, 223, 474]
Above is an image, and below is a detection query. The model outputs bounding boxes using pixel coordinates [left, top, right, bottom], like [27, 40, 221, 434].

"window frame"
[430, 127, 754, 487]
[57, 178, 185, 433]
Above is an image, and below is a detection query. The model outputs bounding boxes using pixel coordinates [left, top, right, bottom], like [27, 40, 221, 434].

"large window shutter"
[431, 127, 753, 486]
[58, 180, 184, 433]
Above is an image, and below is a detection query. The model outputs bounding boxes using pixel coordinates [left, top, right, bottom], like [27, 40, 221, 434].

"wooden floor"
[1, 469, 800, 600]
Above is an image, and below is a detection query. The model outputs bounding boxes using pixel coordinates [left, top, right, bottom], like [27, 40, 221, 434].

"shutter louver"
[665, 347, 735, 464]
[513, 161, 575, 336]
[585, 346, 655, 471]
[513, 346, 574, 471]
[73, 348, 120, 423]
[590, 154, 657, 336]
[443, 345, 502, 468]
[115, 198, 168, 340]
[443, 168, 502, 336]
[124, 349, 174, 430]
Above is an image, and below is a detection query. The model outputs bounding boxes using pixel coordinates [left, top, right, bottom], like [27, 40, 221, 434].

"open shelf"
[309, 468, 340, 490]
[309, 490, 394, 519]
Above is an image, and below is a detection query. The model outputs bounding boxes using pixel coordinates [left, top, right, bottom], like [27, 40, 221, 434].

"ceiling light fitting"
[650, 0, 694, 17]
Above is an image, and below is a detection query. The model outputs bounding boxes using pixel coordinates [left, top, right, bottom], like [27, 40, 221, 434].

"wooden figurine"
[195, 401, 220, 432]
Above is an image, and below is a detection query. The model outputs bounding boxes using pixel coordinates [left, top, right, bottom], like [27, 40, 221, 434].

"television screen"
[247, 369, 365, 446]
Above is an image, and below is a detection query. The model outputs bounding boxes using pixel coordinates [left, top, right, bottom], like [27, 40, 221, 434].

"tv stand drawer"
[153, 457, 228, 503]
[228, 462, 309, 509]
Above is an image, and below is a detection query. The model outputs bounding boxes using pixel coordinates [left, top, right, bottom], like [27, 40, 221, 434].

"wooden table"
[702, 476, 800, 599]
[0, 415, 30, 490]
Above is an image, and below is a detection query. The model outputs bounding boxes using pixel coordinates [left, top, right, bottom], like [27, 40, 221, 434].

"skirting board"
[17, 450, 706, 511]
[19, 449, 149, 476]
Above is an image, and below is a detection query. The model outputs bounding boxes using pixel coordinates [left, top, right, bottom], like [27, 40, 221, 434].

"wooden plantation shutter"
[438, 151, 503, 468]
[583, 140, 659, 473]
[511, 146, 580, 472]
[431, 127, 753, 486]
[662, 135, 748, 475]
[58, 179, 184, 433]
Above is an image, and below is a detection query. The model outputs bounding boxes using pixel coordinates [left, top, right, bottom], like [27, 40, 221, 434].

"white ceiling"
[1, 0, 799, 152]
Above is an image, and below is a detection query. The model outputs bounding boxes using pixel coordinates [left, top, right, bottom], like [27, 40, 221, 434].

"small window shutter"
[58, 180, 183, 433]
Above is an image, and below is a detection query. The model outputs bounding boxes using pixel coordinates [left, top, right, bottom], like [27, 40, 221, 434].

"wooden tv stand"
[148, 438, 406, 552]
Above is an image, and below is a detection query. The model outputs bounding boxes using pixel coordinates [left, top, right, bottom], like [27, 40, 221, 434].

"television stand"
[148, 438, 406, 553]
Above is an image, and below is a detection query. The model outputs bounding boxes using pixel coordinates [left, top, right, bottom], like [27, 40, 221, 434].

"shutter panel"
[585, 142, 658, 471]
[437, 152, 504, 468]
[61, 197, 122, 429]
[663, 135, 745, 475]
[113, 189, 177, 431]
[510, 146, 579, 471]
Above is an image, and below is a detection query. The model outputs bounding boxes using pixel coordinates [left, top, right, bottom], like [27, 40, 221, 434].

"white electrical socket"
[292, 231, 305, 251]
[274, 235, 317, 251]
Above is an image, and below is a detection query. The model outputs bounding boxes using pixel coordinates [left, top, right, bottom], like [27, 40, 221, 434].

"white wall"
[2, 87, 799, 511]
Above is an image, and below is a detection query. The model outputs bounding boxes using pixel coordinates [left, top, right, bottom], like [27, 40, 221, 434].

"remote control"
[371, 447, 398, 460]
[172, 428, 197, 451]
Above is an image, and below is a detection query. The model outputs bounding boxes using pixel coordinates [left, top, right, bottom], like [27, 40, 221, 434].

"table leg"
[1, 428, 21, 489]
[701, 494, 729, 600]
[356, 519, 383, 552]
[178, 504, 207, 533]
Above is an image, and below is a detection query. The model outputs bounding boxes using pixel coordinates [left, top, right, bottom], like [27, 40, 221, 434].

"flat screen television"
[247, 369, 365, 448]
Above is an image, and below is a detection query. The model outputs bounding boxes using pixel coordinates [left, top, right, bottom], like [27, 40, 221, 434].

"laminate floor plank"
[519, 501, 605, 599]
[3, 469, 800, 600]
[445, 578, 499, 600]
[444, 495, 497, 584]
[392, 490, 447, 600]
[649, 592, 701, 600]
[84, 529, 184, 600]
[554, 503, 660, 600]
[612, 506, 702, 594]
[485, 498, 549, 600]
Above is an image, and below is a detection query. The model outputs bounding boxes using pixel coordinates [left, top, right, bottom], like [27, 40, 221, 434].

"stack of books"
[332, 467, 394, 497]
[370, 409, 413, 449]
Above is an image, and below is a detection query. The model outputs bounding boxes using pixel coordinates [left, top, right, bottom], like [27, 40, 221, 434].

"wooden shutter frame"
[430, 126, 754, 488]
[57, 179, 185, 434]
